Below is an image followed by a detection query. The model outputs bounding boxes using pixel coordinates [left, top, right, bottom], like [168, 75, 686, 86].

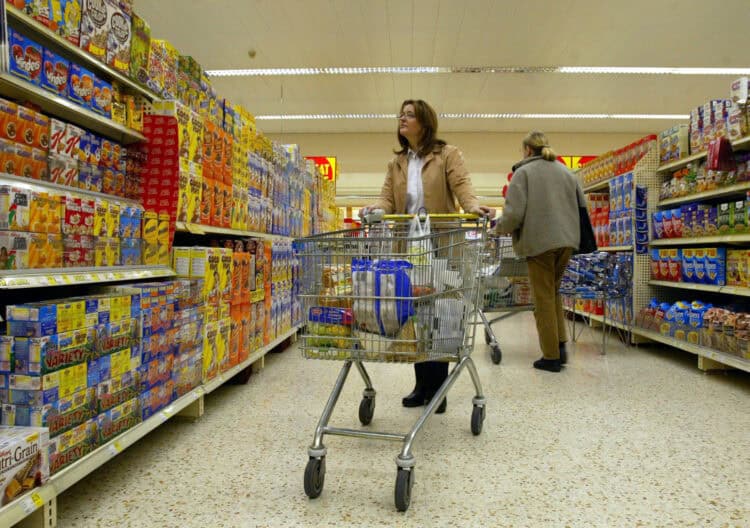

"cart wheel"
[484, 329, 491, 345]
[394, 468, 414, 512]
[358, 396, 375, 425]
[471, 405, 485, 436]
[304, 456, 326, 499]
[490, 345, 502, 365]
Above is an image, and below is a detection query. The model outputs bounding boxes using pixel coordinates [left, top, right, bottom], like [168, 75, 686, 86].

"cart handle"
[381, 213, 480, 220]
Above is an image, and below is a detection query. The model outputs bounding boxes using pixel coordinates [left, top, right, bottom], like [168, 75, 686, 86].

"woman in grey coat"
[494, 131, 585, 372]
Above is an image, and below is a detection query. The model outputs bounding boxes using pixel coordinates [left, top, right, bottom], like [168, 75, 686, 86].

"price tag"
[162, 405, 174, 417]
[61, 275, 73, 284]
[21, 492, 44, 513]
[10, 278, 30, 287]
[72, 274, 86, 283]
[113, 272, 125, 280]
[0, 278, 6, 287]
[108, 440, 123, 456]
[45, 275, 58, 285]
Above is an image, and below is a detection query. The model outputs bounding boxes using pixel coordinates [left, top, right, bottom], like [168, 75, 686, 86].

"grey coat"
[495, 156, 585, 257]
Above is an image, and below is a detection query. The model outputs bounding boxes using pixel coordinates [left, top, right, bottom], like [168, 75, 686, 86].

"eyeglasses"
[398, 112, 417, 120]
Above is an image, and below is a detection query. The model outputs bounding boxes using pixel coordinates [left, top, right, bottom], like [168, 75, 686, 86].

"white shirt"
[406, 149, 425, 214]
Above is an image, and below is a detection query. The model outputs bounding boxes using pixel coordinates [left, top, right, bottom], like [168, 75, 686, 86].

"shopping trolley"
[296, 211, 487, 512]
[477, 236, 533, 364]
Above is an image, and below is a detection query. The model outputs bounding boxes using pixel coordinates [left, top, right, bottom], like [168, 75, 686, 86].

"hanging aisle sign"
[557, 156, 596, 170]
[305, 156, 337, 181]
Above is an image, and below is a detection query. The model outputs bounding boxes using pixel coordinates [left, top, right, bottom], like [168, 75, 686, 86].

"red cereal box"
[60, 124, 83, 159]
[49, 118, 67, 155]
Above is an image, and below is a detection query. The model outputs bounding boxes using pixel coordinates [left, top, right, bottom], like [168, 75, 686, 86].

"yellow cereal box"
[217, 317, 230, 372]
[219, 248, 233, 305]
[202, 321, 218, 382]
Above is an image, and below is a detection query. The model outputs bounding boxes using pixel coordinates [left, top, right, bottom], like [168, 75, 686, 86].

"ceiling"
[136, 0, 750, 135]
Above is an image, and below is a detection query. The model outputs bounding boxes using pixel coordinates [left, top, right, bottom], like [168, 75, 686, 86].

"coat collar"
[512, 155, 544, 172]
[396, 147, 439, 171]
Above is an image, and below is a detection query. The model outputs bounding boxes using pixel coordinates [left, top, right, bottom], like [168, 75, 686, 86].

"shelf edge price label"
[186, 223, 205, 235]
[21, 492, 44, 514]
[108, 440, 123, 457]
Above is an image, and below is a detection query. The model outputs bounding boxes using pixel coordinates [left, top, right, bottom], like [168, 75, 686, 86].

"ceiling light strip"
[254, 113, 688, 121]
[206, 65, 750, 77]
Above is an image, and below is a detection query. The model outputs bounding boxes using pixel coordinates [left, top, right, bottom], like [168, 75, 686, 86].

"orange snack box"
[0, 98, 19, 142]
[33, 112, 50, 151]
[15, 144, 35, 179]
[17, 106, 36, 148]
[0, 138, 17, 174]
[47, 233, 63, 268]
[29, 191, 49, 233]
[231, 305, 244, 365]
[31, 148, 47, 180]
[199, 176, 213, 226]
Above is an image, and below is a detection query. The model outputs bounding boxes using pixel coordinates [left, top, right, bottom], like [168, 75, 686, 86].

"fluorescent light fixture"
[255, 113, 688, 120]
[206, 65, 750, 77]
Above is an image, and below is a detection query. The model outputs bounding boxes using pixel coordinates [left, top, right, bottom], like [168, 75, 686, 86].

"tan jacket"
[373, 144, 480, 214]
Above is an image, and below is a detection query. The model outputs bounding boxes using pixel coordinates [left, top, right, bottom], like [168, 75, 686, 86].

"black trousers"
[414, 361, 448, 394]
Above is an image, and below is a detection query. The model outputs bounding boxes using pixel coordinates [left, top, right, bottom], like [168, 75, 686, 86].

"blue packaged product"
[652, 211, 664, 239]
[9, 30, 43, 85]
[635, 218, 648, 232]
[41, 49, 69, 96]
[635, 208, 648, 222]
[635, 230, 648, 245]
[705, 247, 726, 285]
[1, 337, 13, 374]
[308, 307, 353, 326]
[635, 184, 648, 209]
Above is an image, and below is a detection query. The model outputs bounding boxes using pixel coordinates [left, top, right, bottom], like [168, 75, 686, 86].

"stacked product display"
[0, 2, 327, 520]
[577, 135, 656, 189]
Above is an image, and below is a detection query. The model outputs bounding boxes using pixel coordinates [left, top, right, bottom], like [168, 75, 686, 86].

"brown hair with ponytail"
[523, 131, 557, 161]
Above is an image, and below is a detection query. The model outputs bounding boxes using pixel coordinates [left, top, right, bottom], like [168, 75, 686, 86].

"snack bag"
[352, 259, 379, 333]
[375, 260, 414, 336]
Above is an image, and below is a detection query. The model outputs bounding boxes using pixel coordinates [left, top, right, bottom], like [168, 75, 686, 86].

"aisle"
[56, 313, 750, 528]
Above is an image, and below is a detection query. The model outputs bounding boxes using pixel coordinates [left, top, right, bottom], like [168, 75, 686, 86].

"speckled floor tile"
[54, 313, 750, 528]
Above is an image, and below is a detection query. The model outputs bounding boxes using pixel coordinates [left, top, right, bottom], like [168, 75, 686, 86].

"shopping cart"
[477, 236, 533, 364]
[296, 211, 487, 512]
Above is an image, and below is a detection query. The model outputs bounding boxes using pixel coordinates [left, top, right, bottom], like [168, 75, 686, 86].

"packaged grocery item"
[49, 0, 83, 46]
[63, 233, 94, 267]
[41, 49, 69, 97]
[667, 249, 682, 282]
[9, 30, 43, 85]
[96, 397, 139, 444]
[0, 231, 29, 270]
[705, 247, 726, 286]
[717, 203, 732, 233]
[47, 419, 96, 474]
[731, 77, 750, 106]
[704, 206, 719, 236]
[32, 112, 49, 152]
[0, 99, 19, 143]
[91, 76, 112, 117]
[16, 106, 35, 148]
[68, 64, 94, 108]
[129, 13, 151, 83]
[732, 200, 747, 234]
[105, 0, 131, 73]
[0, 426, 49, 505]
[693, 248, 707, 283]
[79, 0, 108, 60]
[726, 250, 742, 287]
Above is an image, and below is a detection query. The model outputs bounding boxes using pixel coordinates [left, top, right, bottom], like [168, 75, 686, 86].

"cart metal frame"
[297, 212, 487, 512]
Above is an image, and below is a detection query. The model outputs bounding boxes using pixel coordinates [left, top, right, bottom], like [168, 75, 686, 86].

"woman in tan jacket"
[362, 99, 493, 413]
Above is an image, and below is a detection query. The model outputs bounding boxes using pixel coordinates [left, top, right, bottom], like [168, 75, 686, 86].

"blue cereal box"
[41, 49, 69, 96]
[705, 247, 726, 286]
[68, 63, 95, 108]
[91, 76, 112, 117]
[9, 30, 43, 85]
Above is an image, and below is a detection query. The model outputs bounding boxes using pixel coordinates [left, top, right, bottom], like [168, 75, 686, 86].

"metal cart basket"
[477, 236, 534, 364]
[296, 212, 487, 512]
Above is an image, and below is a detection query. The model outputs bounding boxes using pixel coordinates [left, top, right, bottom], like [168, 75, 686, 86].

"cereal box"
[8, 30, 43, 85]
[105, 0, 131, 73]
[0, 426, 49, 506]
[68, 64, 95, 108]
[33, 113, 49, 152]
[0, 186, 30, 231]
[17, 106, 36, 148]
[0, 99, 19, 143]
[91, 76, 112, 117]
[96, 397, 139, 444]
[48, 420, 96, 474]
[705, 247, 726, 286]
[129, 13, 151, 84]
[202, 321, 218, 381]
[79, 0, 108, 61]
[49, 0, 83, 46]
[41, 49, 69, 97]
[63, 234, 95, 267]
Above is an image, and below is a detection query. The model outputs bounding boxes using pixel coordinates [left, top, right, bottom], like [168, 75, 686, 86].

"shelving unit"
[175, 222, 293, 242]
[0, 73, 146, 145]
[658, 181, 750, 208]
[630, 326, 750, 373]
[647, 280, 750, 297]
[5, 6, 159, 101]
[0, 173, 141, 204]
[583, 179, 611, 193]
[0, 265, 175, 289]
[0, 324, 302, 528]
[651, 234, 750, 246]
[655, 134, 750, 174]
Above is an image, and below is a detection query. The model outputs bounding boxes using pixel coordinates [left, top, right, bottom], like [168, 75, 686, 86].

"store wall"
[268, 132, 644, 203]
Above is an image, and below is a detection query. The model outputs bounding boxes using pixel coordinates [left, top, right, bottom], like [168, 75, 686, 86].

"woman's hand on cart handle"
[469, 205, 496, 218]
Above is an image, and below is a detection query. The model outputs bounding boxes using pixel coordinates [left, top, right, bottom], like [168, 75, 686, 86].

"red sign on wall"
[305, 156, 337, 181]
[557, 156, 596, 169]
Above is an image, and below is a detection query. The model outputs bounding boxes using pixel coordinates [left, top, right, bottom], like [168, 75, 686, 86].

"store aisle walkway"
[57, 313, 750, 528]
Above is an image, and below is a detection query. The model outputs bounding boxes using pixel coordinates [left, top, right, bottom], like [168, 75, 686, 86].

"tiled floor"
[56, 313, 750, 528]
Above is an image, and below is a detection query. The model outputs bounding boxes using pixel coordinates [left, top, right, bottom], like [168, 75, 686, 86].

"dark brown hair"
[395, 99, 446, 157]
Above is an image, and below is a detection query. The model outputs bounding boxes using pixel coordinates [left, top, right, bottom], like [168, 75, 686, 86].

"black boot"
[533, 357, 562, 372]
[559, 342, 568, 365]
[424, 392, 447, 414]
[402, 387, 426, 407]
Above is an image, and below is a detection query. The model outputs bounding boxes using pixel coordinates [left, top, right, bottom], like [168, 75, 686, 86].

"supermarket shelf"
[648, 280, 750, 297]
[658, 181, 750, 208]
[0, 323, 301, 527]
[599, 245, 633, 252]
[583, 180, 610, 193]
[650, 234, 750, 246]
[564, 306, 631, 332]
[175, 222, 293, 241]
[6, 6, 159, 101]
[656, 135, 750, 174]
[203, 324, 302, 394]
[0, 172, 141, 205]
[630, 326, 750, 373]
[0, 265, 175, 289]
[0, 73, 146, 145]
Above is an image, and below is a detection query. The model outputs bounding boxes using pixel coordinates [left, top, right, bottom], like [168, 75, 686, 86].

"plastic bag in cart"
[407, 214, 433, 288]
[352, 258, 415, 336]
